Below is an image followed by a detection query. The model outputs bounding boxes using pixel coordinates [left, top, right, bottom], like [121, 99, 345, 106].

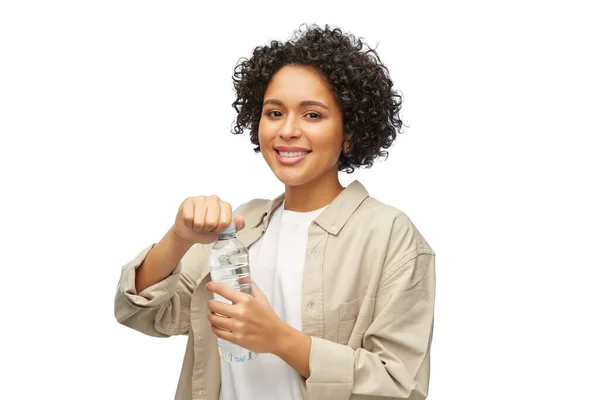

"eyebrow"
[263, 99, 330, 110]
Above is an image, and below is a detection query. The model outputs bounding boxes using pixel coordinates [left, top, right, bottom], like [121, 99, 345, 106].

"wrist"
[274, 323, 309, 359]
[167, 227, 195, 252]
[274, 323, 312, 379]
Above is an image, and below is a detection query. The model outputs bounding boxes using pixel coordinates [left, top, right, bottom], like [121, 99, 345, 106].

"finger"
[238, 276, 251, 286]
[216, 201, 232, 233]
[204, 196, 221, 232]
[211, 324, 235, 343]
[208, 299, 235, 317]
[234, 215, 246, 232]
[181, 198, 195, 230]
[192, 198, 207, 232]
[208, 311, 234, 331]
[206, 282, 247, 304]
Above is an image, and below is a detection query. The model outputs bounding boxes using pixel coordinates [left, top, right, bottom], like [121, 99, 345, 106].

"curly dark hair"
[231, 24, 404, 173]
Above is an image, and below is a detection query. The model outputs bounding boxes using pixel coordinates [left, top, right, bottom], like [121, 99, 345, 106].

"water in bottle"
[208, 221, 258, 363]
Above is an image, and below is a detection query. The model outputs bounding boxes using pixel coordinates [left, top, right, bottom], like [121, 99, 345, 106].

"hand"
[206, 280, 287, 355]
[171, 195, 245, 245]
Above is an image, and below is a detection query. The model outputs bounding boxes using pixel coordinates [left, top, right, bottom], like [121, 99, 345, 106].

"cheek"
[258, 120, 275, 147]
[311, 130, 343, 157]
[257, 130, 267, 150]
[257, 130, 273, 162]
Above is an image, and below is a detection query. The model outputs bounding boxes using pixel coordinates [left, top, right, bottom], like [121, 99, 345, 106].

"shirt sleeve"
[305, 252, 436, 400]
[113, 243, 206, 337]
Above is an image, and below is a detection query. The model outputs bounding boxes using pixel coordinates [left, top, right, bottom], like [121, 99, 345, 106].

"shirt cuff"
[305, 336, 354, 398]
[120, 244, 183, 308]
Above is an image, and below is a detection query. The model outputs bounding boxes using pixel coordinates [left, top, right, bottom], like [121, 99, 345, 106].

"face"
[258, 64, 345, 187]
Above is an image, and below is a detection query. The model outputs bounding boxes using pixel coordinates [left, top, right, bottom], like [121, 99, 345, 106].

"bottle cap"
[220, 221, 236, 236]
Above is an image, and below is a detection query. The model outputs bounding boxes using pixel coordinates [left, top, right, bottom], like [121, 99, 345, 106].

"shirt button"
[307, 302, 314, 310]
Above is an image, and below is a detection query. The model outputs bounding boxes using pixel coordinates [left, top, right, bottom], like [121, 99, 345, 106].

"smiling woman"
[114, 23, 436, 400]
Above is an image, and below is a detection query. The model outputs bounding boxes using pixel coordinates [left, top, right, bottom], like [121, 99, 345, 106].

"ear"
[342, 137, 351, 154]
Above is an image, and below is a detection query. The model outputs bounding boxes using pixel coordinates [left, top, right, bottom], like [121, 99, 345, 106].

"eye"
[266, 110, 283, 117]
[305, 112, 321, 119]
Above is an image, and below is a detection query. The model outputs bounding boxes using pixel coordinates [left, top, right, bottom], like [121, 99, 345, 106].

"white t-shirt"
[219, 203, 327, 400]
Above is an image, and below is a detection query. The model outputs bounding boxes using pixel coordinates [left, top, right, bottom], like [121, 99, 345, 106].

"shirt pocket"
[336, 297, 375, 347]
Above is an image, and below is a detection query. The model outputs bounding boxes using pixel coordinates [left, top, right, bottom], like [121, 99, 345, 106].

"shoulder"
[353, 197, 435, 286]
[352, 196, 435, 257]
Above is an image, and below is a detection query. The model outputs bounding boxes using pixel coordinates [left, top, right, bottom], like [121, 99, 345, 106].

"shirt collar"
[254, 180, 369, 236]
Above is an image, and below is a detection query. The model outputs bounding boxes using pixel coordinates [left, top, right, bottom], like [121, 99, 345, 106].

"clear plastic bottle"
[208, 222, 258, 363]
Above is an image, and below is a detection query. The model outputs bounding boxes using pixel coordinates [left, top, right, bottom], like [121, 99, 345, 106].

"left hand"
[206, 280, 287, 354]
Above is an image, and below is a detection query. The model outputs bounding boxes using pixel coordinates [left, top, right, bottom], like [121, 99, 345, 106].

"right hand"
[171, 195, 245, 245]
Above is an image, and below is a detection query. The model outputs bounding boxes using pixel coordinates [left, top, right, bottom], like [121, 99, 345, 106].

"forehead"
[264, 65, 334, 102]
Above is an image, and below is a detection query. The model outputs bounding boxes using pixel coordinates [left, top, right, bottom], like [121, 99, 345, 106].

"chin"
[273, 169, 314, 187]
[276, 175, 310, 187]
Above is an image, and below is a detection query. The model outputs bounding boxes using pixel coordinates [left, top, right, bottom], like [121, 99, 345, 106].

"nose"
[278, 116, 302, 139]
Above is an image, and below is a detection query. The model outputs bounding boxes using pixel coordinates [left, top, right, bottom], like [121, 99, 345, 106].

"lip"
[275, 149, 310, 166]
[274, 146, 312, 152]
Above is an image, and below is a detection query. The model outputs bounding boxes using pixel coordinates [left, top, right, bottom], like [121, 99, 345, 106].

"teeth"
[279, 151, 308, 157]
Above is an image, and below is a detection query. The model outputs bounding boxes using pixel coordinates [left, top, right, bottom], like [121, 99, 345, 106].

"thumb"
[251, 280, 267, 302]
[234, 215, 245, 232]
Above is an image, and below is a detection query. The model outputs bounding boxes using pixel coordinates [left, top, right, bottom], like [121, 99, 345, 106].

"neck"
[284, 170, 344, 212]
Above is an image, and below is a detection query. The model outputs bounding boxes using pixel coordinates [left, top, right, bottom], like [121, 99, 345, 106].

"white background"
[1, 1, 598, 399]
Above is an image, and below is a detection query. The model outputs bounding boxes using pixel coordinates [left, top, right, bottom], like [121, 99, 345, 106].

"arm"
[114, 196, 245, 338]
[113, 239, 207, 338]
[206, 251, 435, 399]
[135, 227, 193, 293]
[304, 252, 436, 400]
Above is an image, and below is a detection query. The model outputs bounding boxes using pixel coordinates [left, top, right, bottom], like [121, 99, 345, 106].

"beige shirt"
[114, 180, 436, 400]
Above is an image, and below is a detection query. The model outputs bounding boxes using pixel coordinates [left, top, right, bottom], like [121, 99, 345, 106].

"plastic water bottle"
[208, 222, 258, 363]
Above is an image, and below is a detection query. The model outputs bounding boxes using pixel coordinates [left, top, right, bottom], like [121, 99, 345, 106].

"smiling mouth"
[276, 150, 311, 157]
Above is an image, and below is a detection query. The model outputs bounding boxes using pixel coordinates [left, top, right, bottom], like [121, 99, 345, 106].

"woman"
[115, 24, 436, 400]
